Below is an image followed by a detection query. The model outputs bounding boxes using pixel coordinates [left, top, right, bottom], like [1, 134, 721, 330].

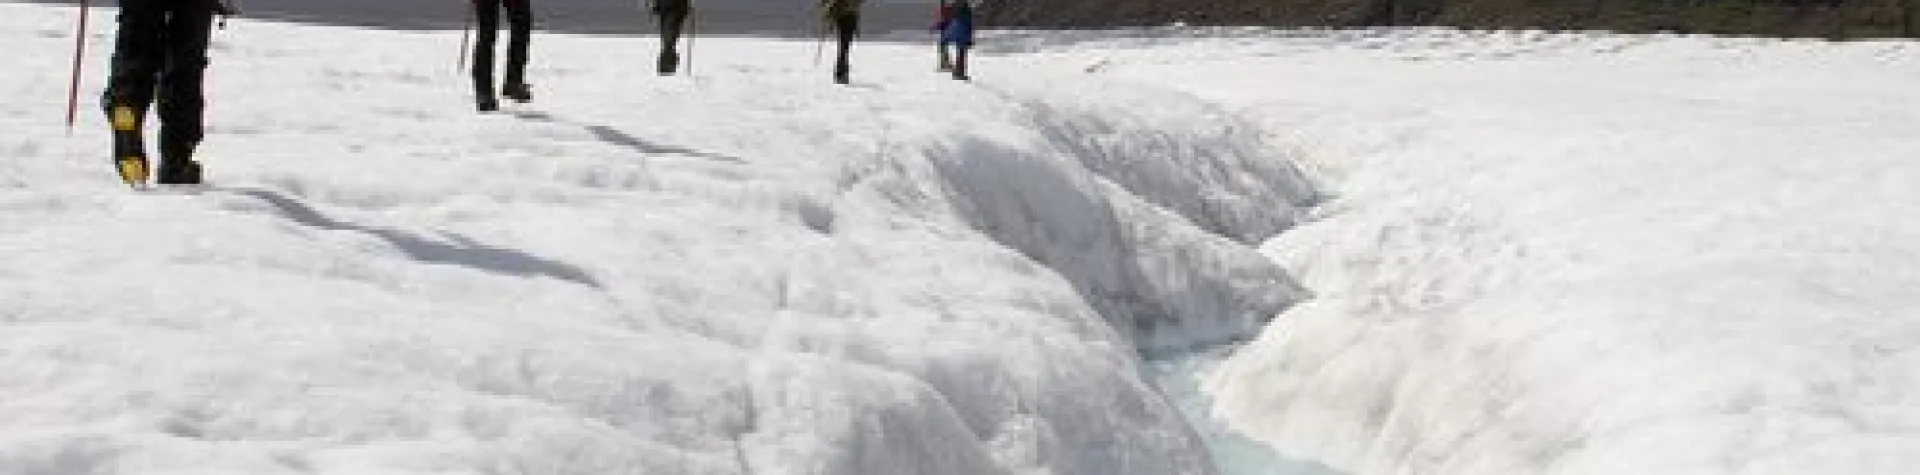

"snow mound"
[1067, 28, 1920, 475]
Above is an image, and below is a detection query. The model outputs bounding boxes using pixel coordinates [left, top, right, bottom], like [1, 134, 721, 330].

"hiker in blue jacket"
[933, 0, 954, 71]
[942, 0, 975, 81]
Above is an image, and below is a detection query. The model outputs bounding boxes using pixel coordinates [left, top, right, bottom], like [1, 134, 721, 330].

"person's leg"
[657, 8, 687, 75]
[471, 0, 502, 110]
[952, 43, 969, 80]
[833, 13, 858, 84]
[102, 0, 166, 182]
[502, 0, 532, 99]
[104, 0, 166, 131]
[155, 3, 217, 183]
[938, 40, 952, 72]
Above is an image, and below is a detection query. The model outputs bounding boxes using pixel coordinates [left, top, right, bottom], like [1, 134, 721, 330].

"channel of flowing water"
[1146, 345, 1348, 475]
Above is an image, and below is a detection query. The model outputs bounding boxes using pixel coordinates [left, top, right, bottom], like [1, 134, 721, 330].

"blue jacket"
[942, 2, 975, 46]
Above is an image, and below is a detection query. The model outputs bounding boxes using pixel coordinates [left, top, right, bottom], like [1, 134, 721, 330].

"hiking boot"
[157, 159, 203, 185]
[157, 136, 203, 185]
[658, 51, 680, 76]
[108, 105, 150, 186]
[503, 83, 533, 103]
[477, 96, 500, 113]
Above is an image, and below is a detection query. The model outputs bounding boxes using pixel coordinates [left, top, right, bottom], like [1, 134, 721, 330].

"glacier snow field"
[5, 3, 1920, 475]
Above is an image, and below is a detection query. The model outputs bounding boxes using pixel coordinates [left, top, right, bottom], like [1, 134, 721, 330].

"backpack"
[821, 0, 865, 18]
[935, 1, 955, 30]
[651, 0, 692, 15]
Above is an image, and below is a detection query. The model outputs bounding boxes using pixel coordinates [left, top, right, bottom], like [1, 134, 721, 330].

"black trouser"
[656, 7, 689, 74]
[952, 43, 969, 79]
[831, 12, 859, 82]
[104, 0, 217, 164]
[472, 0, 532, 99]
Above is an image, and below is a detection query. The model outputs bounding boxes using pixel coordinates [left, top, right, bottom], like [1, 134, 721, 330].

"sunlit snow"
[6, 3, 1918, 475]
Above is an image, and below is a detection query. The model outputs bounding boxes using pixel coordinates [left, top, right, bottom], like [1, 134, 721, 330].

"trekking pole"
[812, 19, 827, 66]
[64, 0, 92, 136]
[457, 3, 474, 72]
[684, 8, 697, 75]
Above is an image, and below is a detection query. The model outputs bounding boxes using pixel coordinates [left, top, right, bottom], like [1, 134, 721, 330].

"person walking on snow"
[933, 0, 955, 72]
[651, 0, 692, 75]
[943, 0, 976, 81]
[820, 0, 863, 84]
[470, 0, 534, 112]
[103, 0, 236, 186]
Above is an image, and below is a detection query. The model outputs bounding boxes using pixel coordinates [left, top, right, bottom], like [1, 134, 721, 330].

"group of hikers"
[92, 0, 980, 187]
[470, 0, 980, 110]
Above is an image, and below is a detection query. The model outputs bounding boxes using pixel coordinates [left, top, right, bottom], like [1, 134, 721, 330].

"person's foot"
[109, 105, 149, 186]
[114, 156, 149, 187]
[477, 96, 500, 113]
[657, 51, 680, 76]
[157, 159, 203, 185]
[503, 83, 533, 103]
[157, 137, 202, 185]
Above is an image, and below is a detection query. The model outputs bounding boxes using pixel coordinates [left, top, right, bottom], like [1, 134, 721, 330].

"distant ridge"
[980, 0, 1920, 38]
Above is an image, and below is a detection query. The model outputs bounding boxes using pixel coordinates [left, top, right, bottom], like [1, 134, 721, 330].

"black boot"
[952, 48, 970, 81]
[503, 83, 533, 103]
[476, 94, 499, 113]
[157, 160, 203, 185]
[157, 135, 203, 185]
[657, 50, 680, 76]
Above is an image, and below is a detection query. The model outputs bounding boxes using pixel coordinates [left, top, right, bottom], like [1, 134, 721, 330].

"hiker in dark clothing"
[943, 0, 975, 81]
[471, 0, 534, 112]
[103, 0, 234, 186]
[652, 0, 692, 75]
[821, 0, 863, 84]
[933, 0, 954, 72]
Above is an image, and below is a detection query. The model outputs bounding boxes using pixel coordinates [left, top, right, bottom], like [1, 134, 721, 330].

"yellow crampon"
[111, 106, 138, 132]
[116, 157, 149, 187]
[110, 106, 148, 187]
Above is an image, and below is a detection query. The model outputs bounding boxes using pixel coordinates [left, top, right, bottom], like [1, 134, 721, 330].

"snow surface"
[10, 3, 1918, 475]
[0, 4, 1319, 474]
[1016, 27, 1920, 475]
